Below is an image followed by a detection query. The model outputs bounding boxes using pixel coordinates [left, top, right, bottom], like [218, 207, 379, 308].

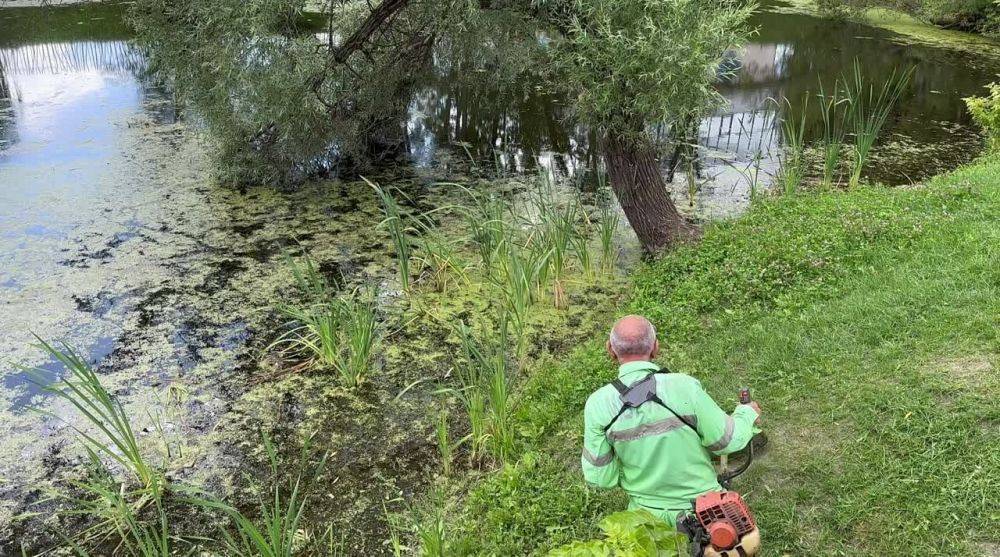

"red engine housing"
[694, 491, 756, 550]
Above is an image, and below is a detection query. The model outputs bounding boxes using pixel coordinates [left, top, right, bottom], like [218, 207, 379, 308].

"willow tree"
[545, 0, 755, 252]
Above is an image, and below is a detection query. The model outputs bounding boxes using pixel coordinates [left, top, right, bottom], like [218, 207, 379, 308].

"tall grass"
[844, 62, 914, 188]
[270, 287, 381, 387]
[25, 339, 172, 552]
[776, 95, 808, 194]
[595, 184, 619, 272]
[187, 432, 330, 557]
[412, 212, 467, 293]
[366, 178, 413, 292]
[284, 251, 331, 302]
[453, 321, 515, 463]
[818, 81, 849, 188]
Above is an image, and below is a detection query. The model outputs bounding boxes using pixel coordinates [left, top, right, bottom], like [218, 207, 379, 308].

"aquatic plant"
[844, 62, 914, 188]
[186, 432, 329, 557]
[775, 95, 809, 194]
[285, 250, 332, 303]
[436, 409, 454, 477]
[271, 287, 382, 387]
[412, 212, 468, 293]
[595, 184, 620, 272]
[25, 339, 173, 552]
[28, 339, 165, 491]
[367, 178, 413, 292]
[415, 488, 449, 557]
[61, 467, 172, 557]
[818, 81, 850, 188]
[454, 321, 516, 463]
[462, 189, 510, 273]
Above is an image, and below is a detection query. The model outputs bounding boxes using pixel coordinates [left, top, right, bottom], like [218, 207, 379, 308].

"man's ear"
[650, 339, 660, 359]
[606, 340, 616, 361]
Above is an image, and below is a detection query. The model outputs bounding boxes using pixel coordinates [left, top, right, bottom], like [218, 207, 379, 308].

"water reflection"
[404, 5, 997, 213]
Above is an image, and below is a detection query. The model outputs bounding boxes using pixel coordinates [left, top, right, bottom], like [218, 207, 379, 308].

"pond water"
[1, 0, 998, 548]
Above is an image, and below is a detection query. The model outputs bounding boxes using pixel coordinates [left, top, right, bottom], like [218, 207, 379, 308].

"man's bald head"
[608, 315, 658, 362]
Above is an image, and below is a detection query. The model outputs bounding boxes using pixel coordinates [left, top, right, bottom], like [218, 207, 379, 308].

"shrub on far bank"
[966, 82, 1000, 152]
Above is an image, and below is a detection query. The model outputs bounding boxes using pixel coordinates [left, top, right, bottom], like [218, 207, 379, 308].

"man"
[582, 315, 761, 526]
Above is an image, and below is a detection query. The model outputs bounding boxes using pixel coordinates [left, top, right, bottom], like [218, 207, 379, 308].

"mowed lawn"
[450, 154, 1000, 555]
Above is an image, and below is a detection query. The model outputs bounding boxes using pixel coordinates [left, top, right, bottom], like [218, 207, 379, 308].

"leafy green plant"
[186, 432, 329, 557]
[548, 510, 686, 556]
[284, 250, 331, 303]
[965, 81, 1000, 152]
[844, 62, 914, 188]
[270, 287, 382, 387]
[367, 178, 413, 292]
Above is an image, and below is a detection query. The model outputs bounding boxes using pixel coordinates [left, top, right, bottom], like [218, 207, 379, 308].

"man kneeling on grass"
[581, 315, 762, 526]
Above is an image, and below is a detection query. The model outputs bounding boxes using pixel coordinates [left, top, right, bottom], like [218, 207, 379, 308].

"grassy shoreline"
[772, 0, 1000, 61]
[435, 154, 1000, 555]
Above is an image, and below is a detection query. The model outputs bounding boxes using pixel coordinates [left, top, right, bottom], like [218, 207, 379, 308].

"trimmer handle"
[739, 387, 752, 405]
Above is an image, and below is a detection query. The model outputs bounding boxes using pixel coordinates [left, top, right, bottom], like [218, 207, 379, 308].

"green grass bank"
[442, 155, 1000, 555]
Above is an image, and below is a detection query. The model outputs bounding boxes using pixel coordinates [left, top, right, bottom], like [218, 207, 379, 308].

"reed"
[29, 339, 163, 492]
[818, 81, 849, 188]
[270, 287, 381, 387]
[26, 339, 173, 553]
[469, 195, 509, 273]
[187, 432, 329, 557]
[366, 178, 413, 292]
[776, 95, 808, 195]
[596, 184, 620, 272]
[415, 488, 448, 557]
[453, 321, 515, 463]
[412, 212, 467, 293]
[436, 409, 453, 477]
[284, 251, 330, 303]
[844, 62, 913, 188]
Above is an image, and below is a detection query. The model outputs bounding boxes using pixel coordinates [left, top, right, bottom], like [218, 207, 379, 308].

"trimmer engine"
[685, 491, 760, 557]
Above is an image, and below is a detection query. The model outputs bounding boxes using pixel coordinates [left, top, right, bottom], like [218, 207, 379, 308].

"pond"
[1, 0, 997, 549]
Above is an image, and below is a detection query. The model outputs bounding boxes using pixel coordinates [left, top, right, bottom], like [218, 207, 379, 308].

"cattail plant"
[844, 62, 913, 188]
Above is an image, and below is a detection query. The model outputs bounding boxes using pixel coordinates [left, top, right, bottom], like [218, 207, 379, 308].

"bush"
[966, 82, 1000, 152]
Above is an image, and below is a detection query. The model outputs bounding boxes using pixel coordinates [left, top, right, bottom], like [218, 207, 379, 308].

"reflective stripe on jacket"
[582, 361, 759, 521]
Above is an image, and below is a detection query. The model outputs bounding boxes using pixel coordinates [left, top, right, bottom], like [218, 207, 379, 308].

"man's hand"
[747, 401, 762, 425]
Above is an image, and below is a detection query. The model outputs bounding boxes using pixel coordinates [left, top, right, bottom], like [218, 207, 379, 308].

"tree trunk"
[603, 133, 696, 253]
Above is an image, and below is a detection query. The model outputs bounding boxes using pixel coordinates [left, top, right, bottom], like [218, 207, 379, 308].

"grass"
[434, 154, 1000, 555]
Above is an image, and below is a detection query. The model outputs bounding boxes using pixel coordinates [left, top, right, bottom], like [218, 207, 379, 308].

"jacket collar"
[617, 360, 659, 381]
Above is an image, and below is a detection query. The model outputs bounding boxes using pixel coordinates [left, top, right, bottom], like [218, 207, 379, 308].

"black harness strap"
[603, 368, 699, 438]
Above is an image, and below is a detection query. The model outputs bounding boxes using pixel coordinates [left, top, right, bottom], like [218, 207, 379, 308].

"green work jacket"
[582, 361, 759, 525]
